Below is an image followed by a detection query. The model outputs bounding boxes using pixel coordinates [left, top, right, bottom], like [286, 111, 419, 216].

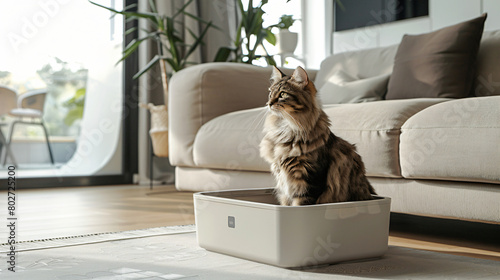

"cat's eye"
[280, 92, 288, 99]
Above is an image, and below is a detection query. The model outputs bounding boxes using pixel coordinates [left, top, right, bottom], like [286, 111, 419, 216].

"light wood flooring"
[1, 184, 499, 262]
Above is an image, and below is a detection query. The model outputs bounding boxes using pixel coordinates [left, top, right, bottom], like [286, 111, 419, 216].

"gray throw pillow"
[318, 70, 390, 104]
[386, 13, 487, 100]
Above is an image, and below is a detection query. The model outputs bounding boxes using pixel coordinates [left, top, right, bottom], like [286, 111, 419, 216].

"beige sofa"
[168, 31, 500, 223]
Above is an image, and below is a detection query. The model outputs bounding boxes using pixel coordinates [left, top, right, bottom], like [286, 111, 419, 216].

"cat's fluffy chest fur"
[259, 66, 375, 206]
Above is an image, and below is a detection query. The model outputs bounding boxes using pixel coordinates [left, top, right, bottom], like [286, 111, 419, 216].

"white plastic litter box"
[194, 188, 391, 268]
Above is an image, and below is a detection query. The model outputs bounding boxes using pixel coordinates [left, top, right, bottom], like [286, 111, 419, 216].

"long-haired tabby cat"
[260, 66, 376, 206]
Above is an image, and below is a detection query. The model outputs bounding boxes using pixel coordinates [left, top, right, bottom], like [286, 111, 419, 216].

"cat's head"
[267, 66, 319, 118]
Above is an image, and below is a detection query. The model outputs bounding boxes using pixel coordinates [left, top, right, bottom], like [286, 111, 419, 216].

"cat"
[259, 66, 376, 206]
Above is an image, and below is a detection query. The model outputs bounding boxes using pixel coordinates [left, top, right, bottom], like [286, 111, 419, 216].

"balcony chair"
[0, 86, 17, 165]
[5, 88, 54, 165]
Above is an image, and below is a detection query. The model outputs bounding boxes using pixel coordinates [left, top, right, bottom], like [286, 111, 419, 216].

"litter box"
[194, 188, 391, 268]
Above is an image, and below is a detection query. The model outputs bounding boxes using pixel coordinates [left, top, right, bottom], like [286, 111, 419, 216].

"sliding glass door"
[0, 0, 137, 186]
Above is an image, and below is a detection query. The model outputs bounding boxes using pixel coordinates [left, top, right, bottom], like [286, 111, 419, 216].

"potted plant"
[272, 14, 298, 54]
[90, 0, 215, 158]
[214, 0, 277, 66]
[90, 0, 215, 92]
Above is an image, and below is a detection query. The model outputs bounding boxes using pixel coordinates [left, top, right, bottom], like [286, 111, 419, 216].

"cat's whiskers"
[272, 111, 291, 140]
[249, 106, 269, 135]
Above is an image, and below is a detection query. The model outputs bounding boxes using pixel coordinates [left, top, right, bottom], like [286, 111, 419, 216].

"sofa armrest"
[400, 96, 500, 183]
[169, 62, 316, 167]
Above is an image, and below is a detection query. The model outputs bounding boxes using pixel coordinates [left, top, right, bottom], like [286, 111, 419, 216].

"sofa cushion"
[194, 107, 270, 172]
[193, 99, 448, 178]
[400, 96, 500, 184]
[386, 14, 487, 100]
[474, 30, 500, 97]
[324, 99, 449, 178]
[318, 70, 390, 104]
[315, 45, 398, 90]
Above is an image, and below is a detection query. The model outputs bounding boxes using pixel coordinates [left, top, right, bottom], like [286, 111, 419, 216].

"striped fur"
[260, 66, 376, 206]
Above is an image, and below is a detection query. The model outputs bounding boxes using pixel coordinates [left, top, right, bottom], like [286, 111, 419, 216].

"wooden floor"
[1, 184, 499, 262]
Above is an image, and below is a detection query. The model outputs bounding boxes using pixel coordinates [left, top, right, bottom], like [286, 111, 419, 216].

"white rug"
[0, 225, 499, 280]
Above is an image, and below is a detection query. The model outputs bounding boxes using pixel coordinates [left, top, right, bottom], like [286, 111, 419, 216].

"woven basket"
[141, 103, 169, 157]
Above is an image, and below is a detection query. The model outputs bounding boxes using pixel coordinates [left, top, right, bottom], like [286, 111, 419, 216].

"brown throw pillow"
[386, 14, 487, 100]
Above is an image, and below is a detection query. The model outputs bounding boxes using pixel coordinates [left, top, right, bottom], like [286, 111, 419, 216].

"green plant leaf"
[164, 17, 180, 65]
[172, 0, 195, 18]
[89, 1, 157, 22]
[120, 39, 142, 61]
[123, 3, 138, 10]
[63, 88, 86, 108]
[183, 11, 217, 28]
[63, 87, 86, 126]
[133, 55, 161, 79]
[265, 55, 277, 66]
[265, 29, 276, 45]
[336, 0, 346, 12]
[64, 107, 84, 126]
[185, 22, 212, 59]
[164, 57, 182, 72]
[214, 47, 234, 62]
[276, 14, 295, 29]
[254, 29, 267, 49]
[117, 34, 154, 65]
[124, 27, 137, 36]
[73, 88, 86, 106]
[148, 0, 157, 13]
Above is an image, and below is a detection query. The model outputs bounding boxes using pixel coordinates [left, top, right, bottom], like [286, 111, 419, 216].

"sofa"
[168, 28, 500, 223]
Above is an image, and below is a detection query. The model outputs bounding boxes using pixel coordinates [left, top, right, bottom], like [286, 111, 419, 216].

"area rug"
[0, 225, 499, 280]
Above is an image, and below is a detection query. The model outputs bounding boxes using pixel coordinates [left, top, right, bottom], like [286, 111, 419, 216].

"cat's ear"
[291, 66, 309, 86]
[270, 66, 284, 85]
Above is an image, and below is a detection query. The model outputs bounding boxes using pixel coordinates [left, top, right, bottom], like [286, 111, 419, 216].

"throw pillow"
[386, 13, 487, 100]
[318, 70, 390, 104]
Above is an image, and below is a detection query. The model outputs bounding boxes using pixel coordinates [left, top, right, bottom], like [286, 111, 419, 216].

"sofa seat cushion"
[400, 96, 500, 184]
[194, 107, 270, 172]
[324, 99, 449, 178]
[193, 99, 448, 177]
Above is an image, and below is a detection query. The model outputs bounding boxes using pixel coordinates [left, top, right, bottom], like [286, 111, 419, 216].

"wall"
[333, 0, 500, 54]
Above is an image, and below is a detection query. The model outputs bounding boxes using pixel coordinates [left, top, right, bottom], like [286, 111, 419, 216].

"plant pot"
[276, 30, 298, 54]
[150, 129, 169, 157]
[142, 103, 169, 157]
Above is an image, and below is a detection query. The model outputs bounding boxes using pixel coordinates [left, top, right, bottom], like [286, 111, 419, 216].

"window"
[0, 0, 137, 186]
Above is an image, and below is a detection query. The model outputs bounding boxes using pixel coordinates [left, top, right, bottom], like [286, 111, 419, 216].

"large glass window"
[0, 0, 130, 181]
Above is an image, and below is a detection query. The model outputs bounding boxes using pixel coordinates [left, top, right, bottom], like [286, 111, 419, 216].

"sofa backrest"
[475, 30, 500, 96]
[315, 30, 500, 97]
